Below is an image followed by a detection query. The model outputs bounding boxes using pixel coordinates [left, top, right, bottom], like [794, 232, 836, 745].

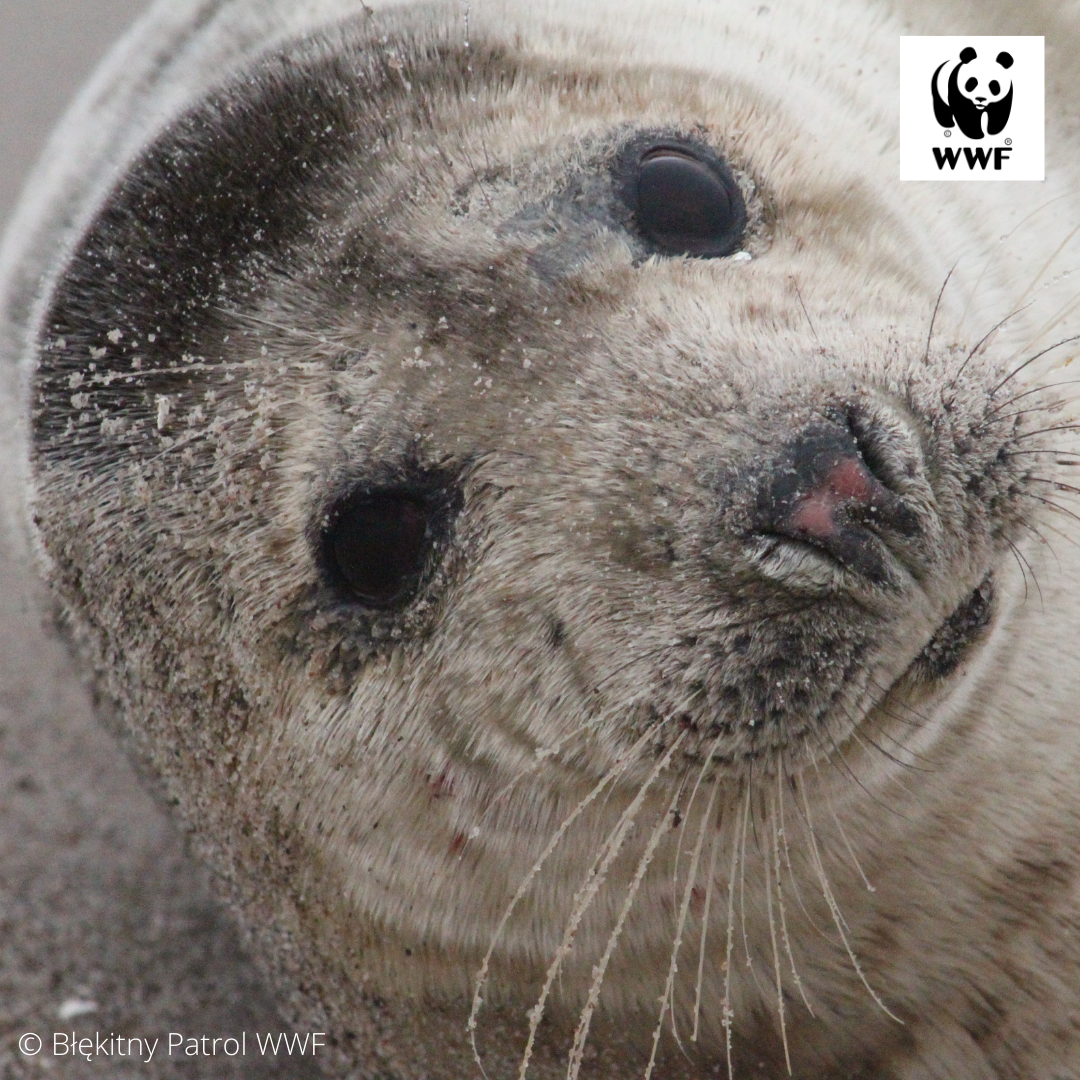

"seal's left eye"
[323, 489, 431, 607]
[631, 145, 747, 258]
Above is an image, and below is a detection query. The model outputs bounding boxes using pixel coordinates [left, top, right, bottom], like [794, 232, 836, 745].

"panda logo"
[931, 46, 1014, 139]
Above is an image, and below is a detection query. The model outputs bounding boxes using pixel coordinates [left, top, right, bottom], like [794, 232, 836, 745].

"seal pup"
[6, 0, 1080, 1076]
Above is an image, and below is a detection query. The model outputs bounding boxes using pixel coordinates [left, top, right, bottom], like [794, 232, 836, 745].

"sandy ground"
[0, 5, 326, 1077]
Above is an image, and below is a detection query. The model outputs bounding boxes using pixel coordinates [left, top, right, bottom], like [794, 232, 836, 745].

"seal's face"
[28, 8, 1069, 1077]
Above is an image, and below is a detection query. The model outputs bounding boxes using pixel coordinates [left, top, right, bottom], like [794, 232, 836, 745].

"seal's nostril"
[758, 423, 920, 583]
[785, 456, 876, 543]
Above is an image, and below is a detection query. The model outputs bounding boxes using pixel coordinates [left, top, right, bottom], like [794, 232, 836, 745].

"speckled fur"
[5, 0, 1080, 1077]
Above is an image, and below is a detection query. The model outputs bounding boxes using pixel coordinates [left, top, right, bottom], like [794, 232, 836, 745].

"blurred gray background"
[0, 0, 147, 225]
[0, 4, 324, 1077]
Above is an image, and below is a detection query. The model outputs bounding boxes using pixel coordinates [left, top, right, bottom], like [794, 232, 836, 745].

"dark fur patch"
[32, 20, 516, 465]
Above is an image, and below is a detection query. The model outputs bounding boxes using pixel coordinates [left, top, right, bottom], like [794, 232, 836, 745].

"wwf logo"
[931, 46, 1014, 140]
[900, 35, 1042, 181]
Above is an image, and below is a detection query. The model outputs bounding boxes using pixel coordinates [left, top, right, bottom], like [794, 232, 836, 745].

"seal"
[5, 0, 1080, 1077]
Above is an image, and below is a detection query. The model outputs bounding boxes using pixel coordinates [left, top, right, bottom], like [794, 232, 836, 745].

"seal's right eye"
[630, 144, 747, 258]
[322, 489, 431, 608]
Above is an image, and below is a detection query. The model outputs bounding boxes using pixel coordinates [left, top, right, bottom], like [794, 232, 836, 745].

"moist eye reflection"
[632, 145, 746, 257]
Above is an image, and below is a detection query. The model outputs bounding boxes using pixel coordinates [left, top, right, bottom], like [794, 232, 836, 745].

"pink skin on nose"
[787, 457, 876, 541]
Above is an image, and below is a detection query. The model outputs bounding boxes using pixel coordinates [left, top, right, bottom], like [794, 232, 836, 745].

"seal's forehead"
[31, 4, 928, 493]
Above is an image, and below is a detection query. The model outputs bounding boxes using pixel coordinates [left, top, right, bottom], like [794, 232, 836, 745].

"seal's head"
[23, 3, 1080, 1077]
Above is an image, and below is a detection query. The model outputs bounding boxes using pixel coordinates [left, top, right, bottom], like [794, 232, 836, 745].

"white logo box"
[900, 36, 1044, 182]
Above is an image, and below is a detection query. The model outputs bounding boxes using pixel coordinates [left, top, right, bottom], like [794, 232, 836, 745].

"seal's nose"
[758, 423, 920, 583]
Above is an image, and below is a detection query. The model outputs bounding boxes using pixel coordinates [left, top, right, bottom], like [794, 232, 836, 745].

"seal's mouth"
[665, 573, 997, 772]
[906, 574, 995, 684]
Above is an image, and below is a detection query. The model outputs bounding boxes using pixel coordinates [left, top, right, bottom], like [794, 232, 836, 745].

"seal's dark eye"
[627, 144, 747, 258]
[323, 489, 430, 607]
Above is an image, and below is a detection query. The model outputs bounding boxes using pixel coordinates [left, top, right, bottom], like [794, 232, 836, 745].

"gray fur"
[6, 1, 1080, 1078]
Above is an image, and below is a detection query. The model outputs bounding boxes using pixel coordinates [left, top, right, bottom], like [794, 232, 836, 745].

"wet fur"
[5, 0, 1080, 1078]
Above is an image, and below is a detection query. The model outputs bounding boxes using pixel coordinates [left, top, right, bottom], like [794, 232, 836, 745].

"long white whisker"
[468, 722, 661, 1078]
[763, 809, 791, 1075]
[573, 783, 684, 1080]
[721, 788, 744, 1080]
[1007, 299, 1080, 367]
[775, 766, 813, 1016]
[739, 781, 767, 1000]
[777, 776, 829, 939]
[953, 195, 1077, 338]
[464, 716, 607, 852]
[649, 742, 723, 1068]
[516, 728, 687, 1080]
[799, 783, 902, 1024]
[810, 758, 878, 895]
[669, 771, 693, 913]
[692, 776, 725, 1043]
